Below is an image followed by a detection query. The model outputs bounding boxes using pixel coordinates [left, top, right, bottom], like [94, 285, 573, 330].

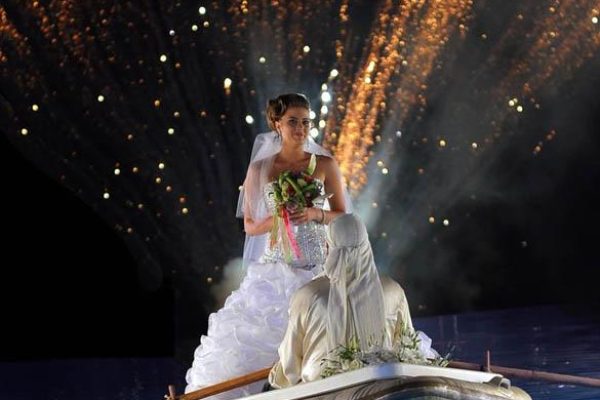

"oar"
[447, 350, 600, 388]
[165, 367, 271, 400]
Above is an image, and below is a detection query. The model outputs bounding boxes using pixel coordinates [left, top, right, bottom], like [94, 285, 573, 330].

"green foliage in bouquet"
[320, 324, 451, 378]
[270, 154, 322, 214]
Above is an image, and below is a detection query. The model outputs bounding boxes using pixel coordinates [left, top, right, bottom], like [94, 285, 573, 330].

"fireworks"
[324, 0, 473, 193]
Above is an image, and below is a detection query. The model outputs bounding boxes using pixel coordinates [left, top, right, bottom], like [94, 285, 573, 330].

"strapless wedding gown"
[185, 180, 327, 398]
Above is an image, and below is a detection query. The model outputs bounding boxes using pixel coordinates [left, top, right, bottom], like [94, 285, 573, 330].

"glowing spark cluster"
[0, 6, 28, 63]
[486, 0, 600, 140]
[325, 0, 474, 193]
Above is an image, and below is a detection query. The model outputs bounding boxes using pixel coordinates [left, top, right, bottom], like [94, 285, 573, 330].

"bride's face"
[276, 107, 311, 146]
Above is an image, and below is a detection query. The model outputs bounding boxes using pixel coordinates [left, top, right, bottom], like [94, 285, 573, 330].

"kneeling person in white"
[269, 213, 415, 388]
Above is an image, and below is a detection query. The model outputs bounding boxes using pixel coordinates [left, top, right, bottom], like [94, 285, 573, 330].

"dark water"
[0, 358, 185, 400]
[1, 305, 598, 400]
[414, 305, 600, 400]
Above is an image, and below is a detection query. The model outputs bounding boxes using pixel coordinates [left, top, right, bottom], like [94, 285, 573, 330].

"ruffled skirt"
[185, 261, 318, 399]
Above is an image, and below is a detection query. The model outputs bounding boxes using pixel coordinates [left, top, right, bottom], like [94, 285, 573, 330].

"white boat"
[174, 362, 531, 400]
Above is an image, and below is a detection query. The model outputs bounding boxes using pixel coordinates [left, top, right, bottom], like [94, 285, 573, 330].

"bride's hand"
[289, 207, 315, 224]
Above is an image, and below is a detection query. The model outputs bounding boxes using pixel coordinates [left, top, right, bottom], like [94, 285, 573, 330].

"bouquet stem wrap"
[280, 209, 303, 263]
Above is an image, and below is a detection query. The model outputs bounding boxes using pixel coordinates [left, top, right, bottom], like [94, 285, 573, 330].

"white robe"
[268, 275, 414, 388]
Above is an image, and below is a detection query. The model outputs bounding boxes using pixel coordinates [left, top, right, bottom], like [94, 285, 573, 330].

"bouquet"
[269, 154, 324, 262]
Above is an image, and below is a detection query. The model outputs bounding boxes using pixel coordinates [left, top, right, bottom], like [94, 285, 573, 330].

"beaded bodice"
[261, 179, 327, 267]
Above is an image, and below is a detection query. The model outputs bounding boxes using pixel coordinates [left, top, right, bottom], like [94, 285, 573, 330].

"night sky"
[1, 1, 599, 363]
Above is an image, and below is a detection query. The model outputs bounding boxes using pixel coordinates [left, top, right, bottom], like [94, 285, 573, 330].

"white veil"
[323, 214, 387, 352]
[236, 131, 350, 267]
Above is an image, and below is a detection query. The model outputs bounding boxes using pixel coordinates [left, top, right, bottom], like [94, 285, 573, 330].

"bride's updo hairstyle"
[266, 93, 311, 131]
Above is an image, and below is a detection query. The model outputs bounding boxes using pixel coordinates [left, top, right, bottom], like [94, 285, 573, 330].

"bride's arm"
[320, 157, 347, 224]
[244, 214, 273, 236]
[242, 162, 274, 236]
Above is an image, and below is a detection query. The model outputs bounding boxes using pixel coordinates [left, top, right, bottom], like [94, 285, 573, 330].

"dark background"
[1, 131, 173, 360]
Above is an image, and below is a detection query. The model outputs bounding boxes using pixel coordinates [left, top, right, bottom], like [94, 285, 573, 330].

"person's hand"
[289, 207, 314, 225]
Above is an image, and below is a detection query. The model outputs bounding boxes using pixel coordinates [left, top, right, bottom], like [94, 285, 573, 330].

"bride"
[185, 93, 348, 398]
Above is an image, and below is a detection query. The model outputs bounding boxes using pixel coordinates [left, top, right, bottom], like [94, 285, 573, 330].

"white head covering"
[324, 214, 387, 352]
[236, 132, 349, 267]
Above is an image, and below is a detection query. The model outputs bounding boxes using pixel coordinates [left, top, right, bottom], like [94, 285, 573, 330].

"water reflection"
[414, 304, 600, 399]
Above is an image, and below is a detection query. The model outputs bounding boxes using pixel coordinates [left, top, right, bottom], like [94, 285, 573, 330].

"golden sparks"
[326, 0, 474, 193]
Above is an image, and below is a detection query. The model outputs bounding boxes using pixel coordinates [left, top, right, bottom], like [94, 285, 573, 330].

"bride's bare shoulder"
[316, 155, 341, 176]
[316, 155, 338, 167]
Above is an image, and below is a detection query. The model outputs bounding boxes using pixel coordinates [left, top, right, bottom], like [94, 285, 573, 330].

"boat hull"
[241, 363, 531, 400]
